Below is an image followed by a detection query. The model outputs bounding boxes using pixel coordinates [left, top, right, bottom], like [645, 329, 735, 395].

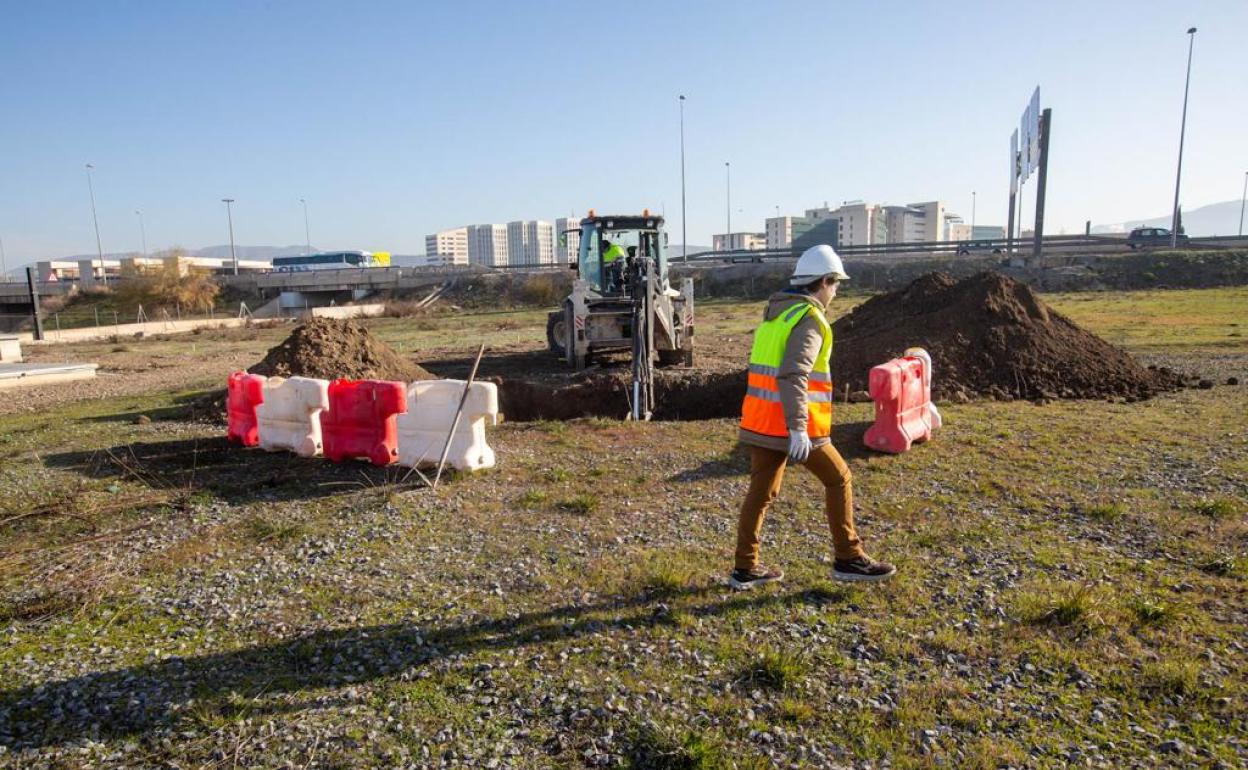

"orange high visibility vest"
[740, 301, 834, 438]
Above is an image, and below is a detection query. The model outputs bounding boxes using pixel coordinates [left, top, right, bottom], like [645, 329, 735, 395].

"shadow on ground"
[0, 584, 851, 750]
[42, 437, 423, 504]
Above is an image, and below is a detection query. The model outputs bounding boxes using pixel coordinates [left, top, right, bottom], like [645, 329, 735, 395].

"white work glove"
[787, 429, 812, 464]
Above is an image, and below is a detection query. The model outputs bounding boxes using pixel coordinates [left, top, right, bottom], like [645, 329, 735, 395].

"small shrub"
[740, 647, 808, 691]
[517, 489, 547, 508]
[1192, 498, 1238, 519]
[1198, 556, 1242, 578]
[241, 515, 305, 543]
[1125, 595, 1173, 626]
[779, 698, 815, 724]
[622, 723, 730, 770]
[1084, 502, 1125, 521]
[556, 495, 598, 515]
[1015, 583, 1102, 629]
[1139, 660, 1199, 696]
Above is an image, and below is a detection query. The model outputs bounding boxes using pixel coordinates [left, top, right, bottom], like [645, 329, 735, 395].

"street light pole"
[300, 198, 311, 254]
[971, 191, 976, 239]
[678, 95, 687, 262]
[0, 235, 7, 279]
[135, 210, 147, 258]
[221, 198, 238, 275]
[725, 161, 731, 246]
[85, 163, 105, 283]
[1239, 171, 1247, 237]
[1170, 27, 1197, 248]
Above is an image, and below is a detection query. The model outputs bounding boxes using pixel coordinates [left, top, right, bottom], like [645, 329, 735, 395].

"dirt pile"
[248, 318, 434, 382]
[831, 271, 1185, 401]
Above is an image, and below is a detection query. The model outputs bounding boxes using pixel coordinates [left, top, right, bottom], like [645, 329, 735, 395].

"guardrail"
[679, 234, 1248, 263]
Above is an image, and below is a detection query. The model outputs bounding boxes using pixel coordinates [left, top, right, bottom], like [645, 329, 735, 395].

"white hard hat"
[791, 244, 850, 285]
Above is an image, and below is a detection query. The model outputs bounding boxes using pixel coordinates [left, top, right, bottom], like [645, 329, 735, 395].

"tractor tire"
[546, 310, 567, 358]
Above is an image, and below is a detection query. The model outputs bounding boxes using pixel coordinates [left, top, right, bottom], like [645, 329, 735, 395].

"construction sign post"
[1007, 86, 1051, 267]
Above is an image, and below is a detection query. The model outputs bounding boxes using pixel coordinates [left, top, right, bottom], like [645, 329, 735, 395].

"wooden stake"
[433, 343, 486, 489]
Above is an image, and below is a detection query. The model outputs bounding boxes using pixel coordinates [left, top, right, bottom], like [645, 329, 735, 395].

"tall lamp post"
[221, 198, 238, 275]
[1239, 171, 1247, 237]
[1170, 26, 1197, 248]
[724, 161, 731, 247]
[678, 95, 687, 262]
[85, 163, 105, 283]
[0, 235, 7, 279]
[299, 198, 311, 254]
[971, 191, 977, 239]
[135, 210, 147, 258]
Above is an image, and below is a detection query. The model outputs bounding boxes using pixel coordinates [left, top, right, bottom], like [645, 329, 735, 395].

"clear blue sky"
[2, 0, 1245, 261]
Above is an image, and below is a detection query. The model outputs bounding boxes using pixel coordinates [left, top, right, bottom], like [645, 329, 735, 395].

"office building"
[424, 227, 469, 266]
[765, 215, 815, 250]
[806, 202, 887, 247]
[792, 219, 840, 252]
[507, 220, 555, 266]
[712, 232, 767, 251]
[467, 224, 509, 267]
[972, 225, 1006, 240]
[555, 217, 581, 263]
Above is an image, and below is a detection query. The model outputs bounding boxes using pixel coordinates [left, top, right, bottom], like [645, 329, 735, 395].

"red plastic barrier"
[863, 348, 941, 454]
[226, 371, 266, 447]
[320, 378, 408, 466]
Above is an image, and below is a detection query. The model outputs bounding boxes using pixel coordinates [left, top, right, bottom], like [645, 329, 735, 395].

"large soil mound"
[832, 271, 1184, 401]
[248, 318, 434, 382]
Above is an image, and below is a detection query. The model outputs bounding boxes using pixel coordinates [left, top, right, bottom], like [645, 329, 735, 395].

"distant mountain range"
[1093, 199, 1245, 237]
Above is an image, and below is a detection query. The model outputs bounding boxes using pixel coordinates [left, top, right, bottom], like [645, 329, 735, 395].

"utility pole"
[1031, 108, 1052, 264]
[971, 191, 976, 239]
[724, 161, 731, 246]
[85, 163, 105, 283]
[135, 210, 147, 258]
[1239, 171, 1246, 237]
[300, 198, 311, 254]
[1171, 27, 1197, 248]
[0, 235, 7, 279]
[26, 267, 44, 341]
[678, 95, 687, 262]
[222, 198, 238, 275]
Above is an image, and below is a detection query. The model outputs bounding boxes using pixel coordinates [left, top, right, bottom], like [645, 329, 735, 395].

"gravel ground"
[1, 295, 1245, 769]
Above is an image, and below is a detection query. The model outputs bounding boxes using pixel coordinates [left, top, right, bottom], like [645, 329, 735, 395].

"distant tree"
[114, 249, 219, 314]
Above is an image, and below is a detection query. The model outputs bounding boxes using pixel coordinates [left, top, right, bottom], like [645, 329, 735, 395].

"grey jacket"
[738, 290, 832, 452]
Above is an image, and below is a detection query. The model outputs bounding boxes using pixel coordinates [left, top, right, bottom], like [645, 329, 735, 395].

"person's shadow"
[0, 584, 851, 751]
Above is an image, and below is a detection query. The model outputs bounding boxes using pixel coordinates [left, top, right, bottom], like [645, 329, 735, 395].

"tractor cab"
[576, 211, 668, 296]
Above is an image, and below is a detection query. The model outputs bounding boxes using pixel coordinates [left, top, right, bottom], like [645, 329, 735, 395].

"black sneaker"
[729, 565, 784, 590]
[832, 556, 897, 583]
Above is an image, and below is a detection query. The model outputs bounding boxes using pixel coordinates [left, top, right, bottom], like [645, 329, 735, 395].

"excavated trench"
[419, 350, 747, 422]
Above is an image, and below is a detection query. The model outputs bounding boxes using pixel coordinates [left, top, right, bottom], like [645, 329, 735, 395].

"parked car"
[955, 241, 1003, 256]
[1126, 227, 1188, 249]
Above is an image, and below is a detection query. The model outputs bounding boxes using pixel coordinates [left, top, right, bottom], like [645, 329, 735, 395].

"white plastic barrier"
[255, 376, 330, 457]
[396, 379, 500, 472]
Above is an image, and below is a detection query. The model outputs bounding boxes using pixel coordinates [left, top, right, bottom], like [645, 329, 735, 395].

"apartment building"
[424, 227, 469, 266]
[712, 232, 767, 251]
[506, 220, 555, 266]
[466, 224, 509, 267]
[555, 217, 581, 263]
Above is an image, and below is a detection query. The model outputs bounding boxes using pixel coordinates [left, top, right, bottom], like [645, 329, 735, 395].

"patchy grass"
[0, 287, 1246, 768]
[738, 647, 808, 692]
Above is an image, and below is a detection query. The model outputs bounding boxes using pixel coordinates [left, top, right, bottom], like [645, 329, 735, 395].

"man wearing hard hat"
[732, 244, 896, 589]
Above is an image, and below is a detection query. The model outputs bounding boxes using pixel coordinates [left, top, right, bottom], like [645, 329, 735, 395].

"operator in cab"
[601, 237, 627, 292]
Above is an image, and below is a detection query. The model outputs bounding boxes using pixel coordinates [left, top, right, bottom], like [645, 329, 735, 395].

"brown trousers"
[735, 443, 864, 570]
